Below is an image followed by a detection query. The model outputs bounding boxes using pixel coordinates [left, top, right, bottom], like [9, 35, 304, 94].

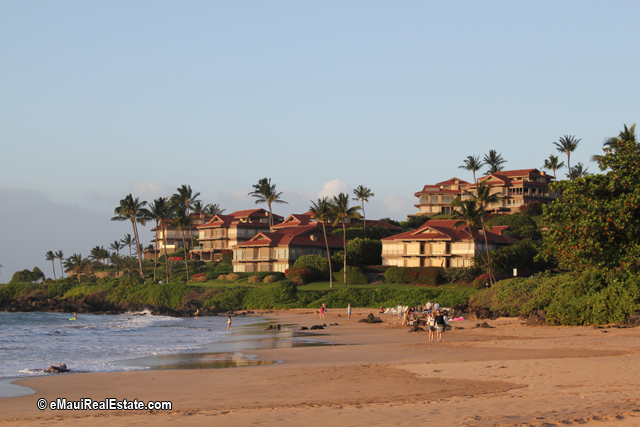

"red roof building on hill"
[381, 219, 517, 268]
[147, 212, 212, 260]
[414, 169, 556, 216]
[191, 209, 283, 262]
[232, 224, 344, 273]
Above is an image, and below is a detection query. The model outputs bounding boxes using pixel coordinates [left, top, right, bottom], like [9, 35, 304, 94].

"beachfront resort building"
[147, 211, 212, 259]
[232, 223, 345, 273]
[381, 219, 517, 268]
[414, 169, 556, 216]
[191, 209, 283, 262]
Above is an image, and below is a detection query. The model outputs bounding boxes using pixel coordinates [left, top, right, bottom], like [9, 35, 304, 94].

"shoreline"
[2, 308, 640, 426]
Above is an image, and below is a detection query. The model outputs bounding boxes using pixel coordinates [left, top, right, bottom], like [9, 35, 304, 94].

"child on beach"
[319, 303, 326, 319]
[227, 316, 232, 331]
[347, 303, 352, 320]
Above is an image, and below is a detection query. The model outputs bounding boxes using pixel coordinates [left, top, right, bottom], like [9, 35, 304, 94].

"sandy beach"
[2, 308, 640, 426]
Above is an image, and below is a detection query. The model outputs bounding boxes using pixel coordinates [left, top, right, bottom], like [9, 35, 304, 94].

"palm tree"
[111, 194, 149, 278]
[592, 124, 636, 164]
[191, 200, 204, 214]
[483, 150, 507, 174]
[248, 178, 288, 229]
[309, 197, 335, 288]
[203, 203, 225, 216]
[63, 253, 90, 283]
[55, 250, 64, 278]
[171, 184, 201, 215]
[450, 199, 494, 283]
[109, 241, 123, 257]
[109, 253, 123, 277]
[567, 162, 590, 180]
[466, 181, 501, 283]
[352, 185, 374, 232]
[144, 197, 175, 283]
[459, 155, 484, 183]
[542, 154, 565, 181]
[121, 234, 134, 258]
[89, 246, 108, 264]
[331, 193, 361, 288]
[174, 207, 194, 281]
[553, 135, 581, 181]
[45, 251, 57, 280]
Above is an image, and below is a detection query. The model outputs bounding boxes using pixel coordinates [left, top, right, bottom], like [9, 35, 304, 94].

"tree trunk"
[322, 222, 333, 288]
[361, 200, 366, 232]
[51, 260, 57, 280]
[131, 219, 144, 279]
[181, 228, 190, 281]
[343, 221, 347, 288]
[480, 217, 495, 285]
[153, 220, 159, 282]
[268, 202, 273, 230]
[59, 259, 64, 278]
[163, 225, 169, 284]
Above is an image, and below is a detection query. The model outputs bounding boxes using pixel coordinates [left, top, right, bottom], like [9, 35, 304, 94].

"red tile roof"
[233, 224, 344, 249]
[382, 219, 517, 244]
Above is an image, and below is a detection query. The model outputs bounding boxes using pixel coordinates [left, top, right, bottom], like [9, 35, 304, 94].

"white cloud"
[318, 179, 350, 199]
[129, 181, 175, 202]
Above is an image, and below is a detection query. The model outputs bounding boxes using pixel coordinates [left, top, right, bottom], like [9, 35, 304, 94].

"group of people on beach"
[397, 301, 449, 342]
[318, 303, 352, 320]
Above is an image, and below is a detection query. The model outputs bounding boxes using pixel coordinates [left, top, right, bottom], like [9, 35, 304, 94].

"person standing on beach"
[347, 303, 352, 320]
[434, 309, 448, 342]
[227, 316, 232, 331]
[427, 311, 436, 343]
[319, 303, 326, 319]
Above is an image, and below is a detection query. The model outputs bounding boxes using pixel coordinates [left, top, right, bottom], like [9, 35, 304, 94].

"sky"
[1, 0, 639, 279]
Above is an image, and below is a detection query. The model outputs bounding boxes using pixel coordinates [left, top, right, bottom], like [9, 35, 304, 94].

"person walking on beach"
[319, 303, 326, 319]
[347, 303, 352, 320]
[434, 309, 448, 342]
[427, 311, 436, 343]
[226, 316, 232, 331]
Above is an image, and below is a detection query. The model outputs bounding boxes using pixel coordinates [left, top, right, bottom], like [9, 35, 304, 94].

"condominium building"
[191, 209, 283, 262]
[232, 223, 344, 273]
[414, 169, 556, 216]
[381, 219, 517, 268]
[148, 212, 212, 259]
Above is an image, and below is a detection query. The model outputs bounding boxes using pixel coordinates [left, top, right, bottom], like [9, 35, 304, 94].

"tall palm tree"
[352, 185, 374, 232]
[144, 197, 175, 283]
[331, 193, 361, 288]
[89, 246, 108, 264]
[121, 234, 134, 258]
[467, 181, 501, 283]
[203, 203, 225, 216]
[174, 207, 194, 281]
[171, 184, 201, 215]
[483, 150, 507, 174]
[450, 199, 493, 283]
[592, 124, 636, 164]
[111, 194, 149, 278]
[459, 155, 484, 183]
[542, 154, 565, 181]
[553, 135, 581, 181]
[248, 178, 288, 229]
[45, 251, 57, 280]
[567, 162, 590, 180]
[55, 250, 64, 278]
[109, 241, 123, 257]
[309, 197, 335, 288]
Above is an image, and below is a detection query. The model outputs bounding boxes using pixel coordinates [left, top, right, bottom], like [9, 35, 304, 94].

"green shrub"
[293, 255, 331, 280]
[248, 276, 262, 284]
[217, 274, 227, 280]
[285, 268, 314, 285]
[346, 238, 382, 266]
[333, 266, 369, 285]
[226, 273, 240, 281]
[383, 267, 443, 285]
[263, 275, 280, 283]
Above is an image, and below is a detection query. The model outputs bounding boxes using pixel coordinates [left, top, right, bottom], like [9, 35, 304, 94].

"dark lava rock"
[519, 310, 547, 326]
[475, 322, 494, 329]
[310, 325, 325, 330]
[358, 313, 383, 324]
[620, 313, 640, 327]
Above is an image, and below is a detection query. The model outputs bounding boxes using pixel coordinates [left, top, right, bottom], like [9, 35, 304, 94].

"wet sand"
[2, 308, 640, 426]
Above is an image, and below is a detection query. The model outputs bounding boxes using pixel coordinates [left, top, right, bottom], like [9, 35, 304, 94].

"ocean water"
[0, 312, 256, 389]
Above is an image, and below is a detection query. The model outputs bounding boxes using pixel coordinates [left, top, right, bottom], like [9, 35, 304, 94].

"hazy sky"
[1, 0, 639, 279]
